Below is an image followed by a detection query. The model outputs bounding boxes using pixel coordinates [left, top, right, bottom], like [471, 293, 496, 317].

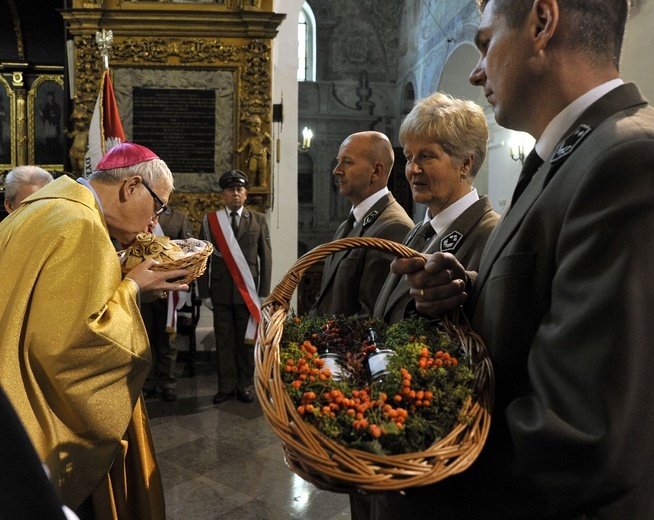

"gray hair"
[399, 92, 488, 179]
[5, 166, 53, 204]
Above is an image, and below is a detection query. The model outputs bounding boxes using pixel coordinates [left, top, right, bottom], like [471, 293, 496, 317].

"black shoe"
[142, 388, 157, 400]
[162, 388, 177, 402]
[236, 390, 254, 403]
[213, 392, 231, 404]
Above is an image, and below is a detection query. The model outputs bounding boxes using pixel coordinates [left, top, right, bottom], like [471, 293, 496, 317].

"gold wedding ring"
[420, 289, 425, 296]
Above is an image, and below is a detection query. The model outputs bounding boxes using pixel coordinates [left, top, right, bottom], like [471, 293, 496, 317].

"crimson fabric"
[96, 142, 159, 170]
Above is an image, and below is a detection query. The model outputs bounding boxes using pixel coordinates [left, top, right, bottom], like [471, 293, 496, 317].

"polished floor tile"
[146, 363, 351, 520]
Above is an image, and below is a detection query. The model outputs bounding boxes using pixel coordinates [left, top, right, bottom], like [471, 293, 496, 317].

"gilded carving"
[240, 40, 271, 123]
[112, 38, 240, 64]
[7, 0, 25, 61]
[63, 4, 278, 207]
[72, 36, 105, 123]
[177, 39, 241, 64]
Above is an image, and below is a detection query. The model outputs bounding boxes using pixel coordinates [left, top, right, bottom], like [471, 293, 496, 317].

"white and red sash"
[149, 222, 186, 333]
[207, 210, 261, 343]
[165, 290, 187, 334]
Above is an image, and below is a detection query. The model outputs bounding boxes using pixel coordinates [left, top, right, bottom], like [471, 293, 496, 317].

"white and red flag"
[84, 70, 125, 176]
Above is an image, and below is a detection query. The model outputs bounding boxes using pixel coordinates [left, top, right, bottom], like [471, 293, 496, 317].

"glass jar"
[366, 347, 394, 384]
[319, 352, 343, 381]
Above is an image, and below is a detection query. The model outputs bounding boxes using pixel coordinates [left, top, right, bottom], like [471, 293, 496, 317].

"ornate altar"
[61, 0, 285, 236]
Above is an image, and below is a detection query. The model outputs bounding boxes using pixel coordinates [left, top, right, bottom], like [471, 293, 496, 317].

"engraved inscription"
[133, 88, 215, 173]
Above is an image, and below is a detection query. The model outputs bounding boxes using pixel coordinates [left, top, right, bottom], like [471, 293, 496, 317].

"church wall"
[269, 0, 303, 303]
[297, 0, 406, 253]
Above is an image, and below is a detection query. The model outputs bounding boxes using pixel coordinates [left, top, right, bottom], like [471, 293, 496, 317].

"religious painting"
[0, 76, 15, 169]
[28, 75, 65, 168]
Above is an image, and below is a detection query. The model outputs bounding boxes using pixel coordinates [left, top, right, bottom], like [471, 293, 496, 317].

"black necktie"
[339, 212, 356, 239]
[510, 149, 544, 207]
[408, 221, 436, 252]
[230, 211, 239, 236]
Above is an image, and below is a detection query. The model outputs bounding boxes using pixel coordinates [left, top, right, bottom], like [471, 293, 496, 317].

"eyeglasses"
[142, 180, 171, 217]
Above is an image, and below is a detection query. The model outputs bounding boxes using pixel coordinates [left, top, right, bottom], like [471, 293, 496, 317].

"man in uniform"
[386, 0, 654, 517]
[310, 130, 413, 318]
[199, 170, 272, 404]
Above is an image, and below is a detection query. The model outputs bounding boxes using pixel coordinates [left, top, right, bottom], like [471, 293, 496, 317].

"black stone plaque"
[133, 88, 215, 173]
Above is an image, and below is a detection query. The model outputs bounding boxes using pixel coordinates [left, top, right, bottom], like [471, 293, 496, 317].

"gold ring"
[420, 289, 425, 296]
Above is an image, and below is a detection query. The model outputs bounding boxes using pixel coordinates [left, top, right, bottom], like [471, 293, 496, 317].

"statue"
[67, 109, 88, 175]
[236, 114, 271, 188]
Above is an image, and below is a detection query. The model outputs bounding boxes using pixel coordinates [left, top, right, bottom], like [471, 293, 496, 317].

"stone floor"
[145, 362, 351, 520]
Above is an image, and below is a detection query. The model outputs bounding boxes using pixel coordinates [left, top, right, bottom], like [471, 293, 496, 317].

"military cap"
[219, 170, 249, 189]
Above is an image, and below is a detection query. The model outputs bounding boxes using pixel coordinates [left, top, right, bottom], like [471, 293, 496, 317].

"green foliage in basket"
[279, 314, 475, 455]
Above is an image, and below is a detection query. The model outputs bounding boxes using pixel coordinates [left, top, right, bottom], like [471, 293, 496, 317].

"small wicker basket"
[119, 238, 213, 284]
[255, 236, 494, 493]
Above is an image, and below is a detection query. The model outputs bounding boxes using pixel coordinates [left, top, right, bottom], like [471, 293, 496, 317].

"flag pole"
[96, 29, 112, 70]
[84, 29, 125, 177]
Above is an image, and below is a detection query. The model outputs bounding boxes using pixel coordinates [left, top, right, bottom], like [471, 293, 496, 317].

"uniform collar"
[536, 79, 623, 160]
[352, 187, 389, 223]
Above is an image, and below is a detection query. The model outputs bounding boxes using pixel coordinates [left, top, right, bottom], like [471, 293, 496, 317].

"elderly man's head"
[88, 142, 174, 245]
[4, 166, 54, 213]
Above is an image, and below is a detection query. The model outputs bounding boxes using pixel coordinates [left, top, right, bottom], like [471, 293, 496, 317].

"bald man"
[310, 131, 413, 318]
[3, 165, 53, 213]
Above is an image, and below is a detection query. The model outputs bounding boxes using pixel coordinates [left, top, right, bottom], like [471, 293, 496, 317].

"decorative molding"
[239, 39, 271, 124]
[0, 76, 17, 172]
[112, 38, 241, 64]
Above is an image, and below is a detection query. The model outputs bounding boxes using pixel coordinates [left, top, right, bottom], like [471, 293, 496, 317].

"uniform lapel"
[235, 209, 250, 240]
[474, 166, 551, 293]
[382, 197, 493, 318]
[321, 193, 393, 291]
[374, 222, 421, 319]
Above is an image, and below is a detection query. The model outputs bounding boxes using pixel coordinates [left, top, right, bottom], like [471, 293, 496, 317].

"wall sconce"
[508, 132, 535, 165]
[299, 126, 313, 153]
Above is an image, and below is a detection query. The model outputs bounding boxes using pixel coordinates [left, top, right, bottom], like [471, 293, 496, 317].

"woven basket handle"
[265, 236, 423, 311]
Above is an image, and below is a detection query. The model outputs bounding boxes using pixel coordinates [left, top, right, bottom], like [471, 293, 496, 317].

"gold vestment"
[0, 176, 164, 518]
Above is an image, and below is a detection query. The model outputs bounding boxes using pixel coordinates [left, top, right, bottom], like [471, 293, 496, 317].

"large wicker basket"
[255, 236, 494, 493]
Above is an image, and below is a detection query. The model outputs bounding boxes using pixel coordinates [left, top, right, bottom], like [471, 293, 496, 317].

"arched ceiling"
[0, 0, 65, 66]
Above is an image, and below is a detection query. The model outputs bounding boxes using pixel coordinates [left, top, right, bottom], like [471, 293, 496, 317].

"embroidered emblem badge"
[551, 124, 592, 164]
[440, 231, 463, 252]
[363, 211, 379, 227]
